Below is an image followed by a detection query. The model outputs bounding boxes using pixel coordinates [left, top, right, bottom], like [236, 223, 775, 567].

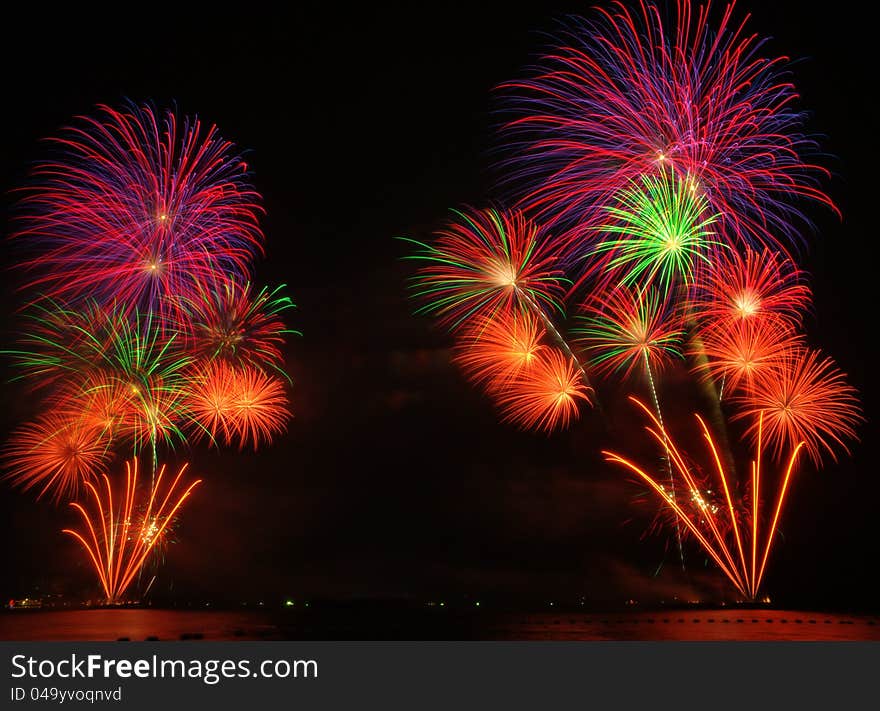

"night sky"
[1, 3, 876, 610]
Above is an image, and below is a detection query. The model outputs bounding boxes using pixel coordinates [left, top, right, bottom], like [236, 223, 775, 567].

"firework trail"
[12, 103, 264, 323]
[62, 458, 201, 603]
[574, 285, 687, 566]
[497, 0, 836, 267]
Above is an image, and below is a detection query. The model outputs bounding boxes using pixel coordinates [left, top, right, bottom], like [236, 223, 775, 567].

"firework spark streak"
[604, 397, 804, 600]
[62, 458, 201, 603]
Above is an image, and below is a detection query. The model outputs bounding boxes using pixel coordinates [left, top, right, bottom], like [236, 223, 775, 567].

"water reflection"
[1, 608, 877, 641]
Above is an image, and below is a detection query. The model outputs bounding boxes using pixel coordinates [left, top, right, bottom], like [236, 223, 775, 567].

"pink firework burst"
[498, 0, 836, 265]
[13, 102, 264, 321]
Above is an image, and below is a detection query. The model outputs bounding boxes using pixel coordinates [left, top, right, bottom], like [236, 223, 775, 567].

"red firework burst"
[574, 286, 685, 380]
[13, 102, 264, 321]
[176, 278, 295, 373]
[695, 248, 811, 327]
[493, 348, 591, 432]
[498, 0, 836, 262]
[733, 348, 862, 465]
[403, 207, 567, 332]
[3, 414, 111, 501]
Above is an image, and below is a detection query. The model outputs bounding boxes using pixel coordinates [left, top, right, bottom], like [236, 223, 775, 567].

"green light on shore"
[284, 599, 294, 607]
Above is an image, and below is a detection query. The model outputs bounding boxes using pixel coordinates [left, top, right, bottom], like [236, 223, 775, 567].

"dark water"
[2, 608, 879, 641]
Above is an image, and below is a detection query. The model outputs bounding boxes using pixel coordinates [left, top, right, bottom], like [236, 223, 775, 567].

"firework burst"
[733, 348, 862, 465]
[3, 414, 111, 502]
[592, 169, 720, 292]
[694, 316, 803, 396]
[403, 208, 568, 331]
[186, 362, 290, 450]
[574, 285, 684, 379]
[7, 300, 192, 390]
[695, 248, 811, 326]
[493, 348, 591, 432]
[177, 278, 297, 376]
[13, 102, 264, 321]
[453, 309, 546, 389]
[497, 0, 836, 260]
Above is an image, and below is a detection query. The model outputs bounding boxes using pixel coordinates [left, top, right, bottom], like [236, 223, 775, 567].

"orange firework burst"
[231, 366, 290, 449]
[63, 457, 200, 603]
[696, 248, 811, 326]
[694, 317, 802, 395]
[3, 413, 111, 502]
[186, 361, 290, 450]
[733, 348, 862, 465]
[454, 309, 546, 388]
[493, 348, 591, 432]
[605, 397, 805, 600]
[186, 361, 239, 443]
[76, 379, 136, 437]
[48, 375, 135, 443]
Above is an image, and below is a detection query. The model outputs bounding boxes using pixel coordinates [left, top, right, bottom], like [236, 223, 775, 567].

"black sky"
[1, 2, 876, 609]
